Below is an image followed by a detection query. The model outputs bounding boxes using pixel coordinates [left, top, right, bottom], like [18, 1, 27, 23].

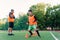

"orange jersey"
[28, 15, 37, 25]
[8, 14, 15, 22]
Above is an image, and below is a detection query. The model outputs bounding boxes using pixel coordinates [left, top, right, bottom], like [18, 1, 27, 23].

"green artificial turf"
[0, 31, 59, 40]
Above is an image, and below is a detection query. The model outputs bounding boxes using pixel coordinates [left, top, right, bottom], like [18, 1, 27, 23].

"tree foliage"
[0, 3, 60, 30]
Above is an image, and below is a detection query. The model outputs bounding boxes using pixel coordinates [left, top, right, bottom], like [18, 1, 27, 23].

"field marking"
[50, 32, 59, 40]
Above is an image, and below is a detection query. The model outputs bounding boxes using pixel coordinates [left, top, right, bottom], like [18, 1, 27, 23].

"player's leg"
[33, 25, 41, 37]
[8, 22, 14, 35]
[35, 30, 41, 37]
[8, 22, 11, 35]
[28, 25, 33, 37]
[10, 22, 14, 35]
[8, 27, 11, 34]
[10, 28, 13, 34]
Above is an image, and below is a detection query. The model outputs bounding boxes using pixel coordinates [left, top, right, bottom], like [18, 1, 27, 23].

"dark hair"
[11, 9, 14, 11]
[28, 10, 32, 12]
[9, 12, 13, 14]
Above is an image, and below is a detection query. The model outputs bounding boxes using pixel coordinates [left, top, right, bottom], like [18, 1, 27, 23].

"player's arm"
[34, 16, 39, 28]
[34, 16, 37, 22]
[26, 22, 29, 25]
[13, 15, 15, 19]
[9, 13, 13, 18]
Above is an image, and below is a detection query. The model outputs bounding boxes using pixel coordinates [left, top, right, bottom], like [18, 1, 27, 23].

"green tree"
[45, 5, 60, 30]
[14, 15, 28, 30]
[30, 3, 46, 30]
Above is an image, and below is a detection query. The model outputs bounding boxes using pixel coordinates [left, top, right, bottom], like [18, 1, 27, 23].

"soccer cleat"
[8, 34, 14, 36]
[25, 34, 29, 38]
[8, 34, 12, 36]
[10, 34, 14, 35]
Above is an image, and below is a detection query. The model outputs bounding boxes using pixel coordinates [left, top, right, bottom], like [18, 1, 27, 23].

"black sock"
[36, 30, 41, 37]
[29, 31, 33, 36]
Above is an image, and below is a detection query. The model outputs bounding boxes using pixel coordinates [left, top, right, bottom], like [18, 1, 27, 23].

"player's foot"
[8, 34, 10, 35]
[10, 34, 14, 35]
[25, 34, 29, 38]
[8, 34, 11, 36]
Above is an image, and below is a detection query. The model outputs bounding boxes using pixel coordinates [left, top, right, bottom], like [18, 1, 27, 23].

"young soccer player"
[27, 10, 41, 37]
[8, 9, 15, 35]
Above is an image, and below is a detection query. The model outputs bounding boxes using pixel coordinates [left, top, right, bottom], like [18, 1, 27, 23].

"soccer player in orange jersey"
[27, 10, 41, 37]
[8, 9, 15, 35]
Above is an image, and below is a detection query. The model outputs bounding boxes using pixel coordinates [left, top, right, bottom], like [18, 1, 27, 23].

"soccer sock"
[36, 30, 41, 37]
[29, 31, 33, 36]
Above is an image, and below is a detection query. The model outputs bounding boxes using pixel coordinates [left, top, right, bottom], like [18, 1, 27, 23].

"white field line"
[50, 32, 59, 40]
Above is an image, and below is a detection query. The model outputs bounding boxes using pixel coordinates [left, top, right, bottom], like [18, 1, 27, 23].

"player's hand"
[36, 26, 39, 28]
[26, 23, 28, 25]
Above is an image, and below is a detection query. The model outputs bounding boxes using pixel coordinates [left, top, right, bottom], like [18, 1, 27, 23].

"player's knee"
[28, 30, 31, 32]
[35, 30, 38, 32]
[9, 27, 12, 30]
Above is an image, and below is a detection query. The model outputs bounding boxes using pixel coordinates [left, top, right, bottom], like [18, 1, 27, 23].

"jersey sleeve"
[9, 13, 13, 18]
[13, 15, 15, 19]
[34, 16, 37, 22]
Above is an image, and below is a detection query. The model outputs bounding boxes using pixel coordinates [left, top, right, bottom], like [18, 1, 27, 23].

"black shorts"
[9, 22, 14, 28]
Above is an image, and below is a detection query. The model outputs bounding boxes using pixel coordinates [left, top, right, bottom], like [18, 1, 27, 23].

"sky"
[0, 0, 60, 19]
